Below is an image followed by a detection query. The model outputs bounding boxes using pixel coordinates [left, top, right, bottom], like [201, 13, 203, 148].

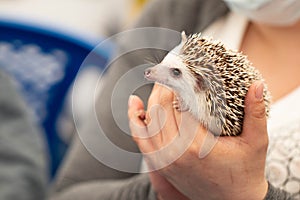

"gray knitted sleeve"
[51, 174, 156, 200]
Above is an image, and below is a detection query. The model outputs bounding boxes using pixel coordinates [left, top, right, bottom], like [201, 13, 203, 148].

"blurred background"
[0, 0, 149, 178]
[0, 0, 148, 37]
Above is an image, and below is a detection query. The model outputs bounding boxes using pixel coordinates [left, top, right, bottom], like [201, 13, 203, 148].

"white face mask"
[223, 0, 300, 26]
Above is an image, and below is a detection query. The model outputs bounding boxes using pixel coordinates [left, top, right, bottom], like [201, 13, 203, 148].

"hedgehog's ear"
[181, 31, 187, 44]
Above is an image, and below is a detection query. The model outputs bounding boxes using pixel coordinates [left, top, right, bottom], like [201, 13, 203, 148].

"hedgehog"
[144, 31, 271, 136]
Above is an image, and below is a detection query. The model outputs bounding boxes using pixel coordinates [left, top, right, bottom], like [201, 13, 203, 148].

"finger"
[172, 103, 216, 159]
[158, 86, 180, 145]
[128, 95, 146, 129]
[130, 121, 155, 154]
[128, 95, 153, 153]
[241, 81, 268, 145]
[147, 84, 179, 146]
[144, 84, 165, 147]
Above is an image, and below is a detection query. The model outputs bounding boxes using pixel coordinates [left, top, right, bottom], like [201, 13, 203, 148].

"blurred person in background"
[0, 70, 48, 200]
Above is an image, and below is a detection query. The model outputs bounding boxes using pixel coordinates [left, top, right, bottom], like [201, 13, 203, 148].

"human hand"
[128, 82, 269, 200]
[128, 94, 188, 200]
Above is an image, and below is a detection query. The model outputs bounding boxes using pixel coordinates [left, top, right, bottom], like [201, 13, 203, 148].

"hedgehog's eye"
[171, 68, 182, 78]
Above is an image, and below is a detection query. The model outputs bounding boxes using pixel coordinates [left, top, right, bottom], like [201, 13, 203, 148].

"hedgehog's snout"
[144, 68, 152, 78]
[144, 65, 168, 83]
[145, 67, 158, 81]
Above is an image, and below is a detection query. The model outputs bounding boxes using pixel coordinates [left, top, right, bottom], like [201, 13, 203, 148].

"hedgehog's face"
[144, 63, 194, 89]
[144, 52, 201, 109]
[145, 52, 194, 89]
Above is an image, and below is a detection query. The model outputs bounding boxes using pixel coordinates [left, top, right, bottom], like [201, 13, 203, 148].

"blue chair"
[0, 19, 112, 177]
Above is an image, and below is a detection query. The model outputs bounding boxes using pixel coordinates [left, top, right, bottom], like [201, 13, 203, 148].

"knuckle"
[247, 101, 267, 119]
[255, 104, 266, 117]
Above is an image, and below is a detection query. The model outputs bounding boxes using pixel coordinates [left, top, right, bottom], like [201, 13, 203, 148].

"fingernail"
[255, 82, 264, 100]
[128, 95, 135, 107]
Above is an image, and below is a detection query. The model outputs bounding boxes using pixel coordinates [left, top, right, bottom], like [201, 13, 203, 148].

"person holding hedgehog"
[51, 0, 300, 199]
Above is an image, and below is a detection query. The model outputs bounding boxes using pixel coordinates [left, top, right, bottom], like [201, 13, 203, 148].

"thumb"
[241, 81, 268, 143]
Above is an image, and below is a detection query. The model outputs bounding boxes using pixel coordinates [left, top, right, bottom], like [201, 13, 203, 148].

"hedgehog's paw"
[172, 100, 180, 110]
[173, 99, 188, 112]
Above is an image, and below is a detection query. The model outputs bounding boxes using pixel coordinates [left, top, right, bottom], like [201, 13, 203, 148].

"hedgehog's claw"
[173, 99, 189, 112]
[173, 100, 180, 110]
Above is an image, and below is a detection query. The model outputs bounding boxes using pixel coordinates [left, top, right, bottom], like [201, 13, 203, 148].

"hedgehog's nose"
[144, 68, 152, 78]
